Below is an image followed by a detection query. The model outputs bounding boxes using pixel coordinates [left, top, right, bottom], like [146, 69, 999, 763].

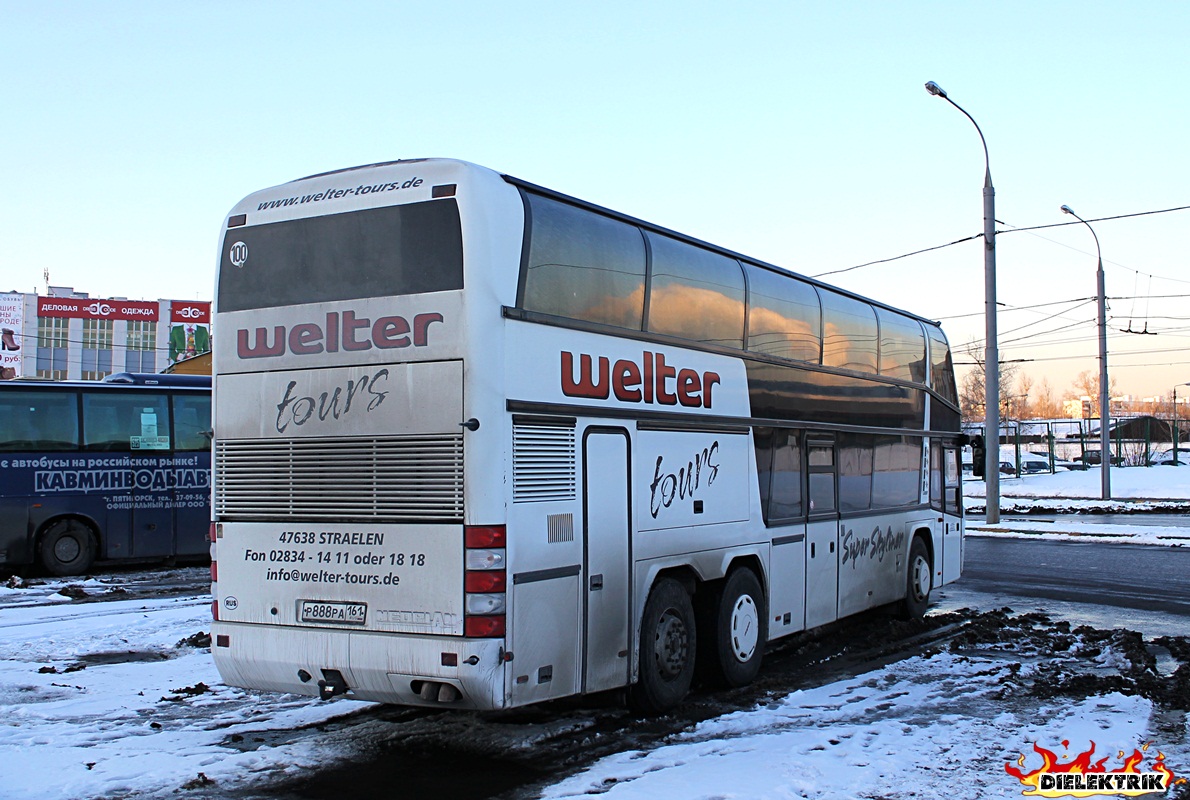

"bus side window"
[838, 433, 873, 513]
[944, 447, 962, 516]
[173, 394, 212, 451]
[0, 390, 79, 451]
[646, 232, 745, 349]
[929, 440, 943, 511]
[753, 427, 774, 524]
[521, 193, 646, 330]
[83, 393, 170, 452]
[820, 290, 878, 375]
[768, 430, 803, 524]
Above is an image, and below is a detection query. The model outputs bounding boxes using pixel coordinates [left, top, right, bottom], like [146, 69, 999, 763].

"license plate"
[300, 600, 367, 625]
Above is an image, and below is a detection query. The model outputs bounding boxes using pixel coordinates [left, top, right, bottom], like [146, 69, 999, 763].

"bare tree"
[1068, 369, 1119, 418]
[958, 340, 1020, 423]
[1014, 373, 1035, 419]
[1033, 377, 1063, 419]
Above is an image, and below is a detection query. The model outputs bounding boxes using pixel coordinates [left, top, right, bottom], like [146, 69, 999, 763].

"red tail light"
[211, 599, 220, 621]
[464, 525, 506, 638]
[465, 525, 506, 548]
[465, 570, 507, 592]
[210, 561, 219, 582]
[464, 615, 506, 638]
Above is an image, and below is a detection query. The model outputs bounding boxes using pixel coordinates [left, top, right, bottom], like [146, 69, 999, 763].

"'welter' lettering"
[561, 351, 720, 409]
[238, 311, 444, 359]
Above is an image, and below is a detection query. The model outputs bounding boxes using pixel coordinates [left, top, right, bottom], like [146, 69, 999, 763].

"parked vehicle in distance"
[1074, 448, 1122, 466]
[1027, 451, 1087, 471]
[1150, 450, 1189, 466]
[997, 450, 1065, 476]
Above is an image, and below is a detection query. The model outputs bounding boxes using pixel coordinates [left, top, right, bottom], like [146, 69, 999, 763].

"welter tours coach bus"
[210, 159, 964, 713]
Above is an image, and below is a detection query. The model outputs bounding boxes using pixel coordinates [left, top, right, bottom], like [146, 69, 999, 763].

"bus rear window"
[218, 199, 463, 312]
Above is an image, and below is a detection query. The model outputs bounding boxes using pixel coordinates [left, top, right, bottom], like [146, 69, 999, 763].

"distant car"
[1030, 451, 1087, 471]
[1075, 449, 1122, 466]
[1150, 450, 1189, 466]
[997, 452, 1063, 476]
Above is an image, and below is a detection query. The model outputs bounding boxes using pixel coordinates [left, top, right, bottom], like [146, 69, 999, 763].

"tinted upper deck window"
[876, 308, 927, 383]
[521, 193, 646, 330]
[745, 264, 821, 363]
[646, 232, 745, 348]
[927, 325, 959, 405]
[820, 290, 878, 374]
[218, 199, 463, 312]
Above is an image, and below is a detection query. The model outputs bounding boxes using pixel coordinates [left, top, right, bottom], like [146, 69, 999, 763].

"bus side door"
[582, 428, 632, 694]
[805, 439, 839, 629]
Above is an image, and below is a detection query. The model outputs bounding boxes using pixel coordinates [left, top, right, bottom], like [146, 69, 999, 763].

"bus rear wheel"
[39, 519, 97, 577]
[702, 568, 767, 688]
[900, 536, 932, 619]
[629, 578, 696, 714]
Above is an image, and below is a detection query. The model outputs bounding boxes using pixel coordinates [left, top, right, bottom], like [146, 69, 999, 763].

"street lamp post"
[1060, 205, 1110, 500]
[925, 81, 1000, 523]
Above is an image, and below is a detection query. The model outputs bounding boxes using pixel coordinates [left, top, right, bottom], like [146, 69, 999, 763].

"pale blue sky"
[3, 1, 1188, 399]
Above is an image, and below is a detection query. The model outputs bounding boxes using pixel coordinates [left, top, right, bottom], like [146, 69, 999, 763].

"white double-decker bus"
[210, 158, 964, 713]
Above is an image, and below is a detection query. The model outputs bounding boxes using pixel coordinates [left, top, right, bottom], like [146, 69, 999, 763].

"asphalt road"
[957, 535, 1190, 616]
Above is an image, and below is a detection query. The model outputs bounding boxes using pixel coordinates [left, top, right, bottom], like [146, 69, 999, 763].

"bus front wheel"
[900, 536, 932, 619]
[629, 578, 696, 714]
[39, 519, 98, 577]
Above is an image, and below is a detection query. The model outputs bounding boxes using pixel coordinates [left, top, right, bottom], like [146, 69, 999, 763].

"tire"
[39, 519, 97, 577]
[629, 578, 697, 714]
[702, 568, 767, 688]
[900, 536, 932, 619]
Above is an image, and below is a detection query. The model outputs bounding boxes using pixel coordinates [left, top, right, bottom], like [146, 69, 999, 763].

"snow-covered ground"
[539, 656, 1173, 800]
[0, 578, 366, 799]
[965, 462, 1190, 501]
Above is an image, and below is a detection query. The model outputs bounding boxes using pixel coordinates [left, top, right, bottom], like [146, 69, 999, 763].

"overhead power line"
[812, 203, 1190, 280]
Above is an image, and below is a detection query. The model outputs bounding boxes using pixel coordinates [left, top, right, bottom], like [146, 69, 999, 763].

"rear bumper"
[211, 621, 506, 709]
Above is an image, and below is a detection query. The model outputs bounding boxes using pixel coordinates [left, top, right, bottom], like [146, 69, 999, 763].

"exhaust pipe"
[317, 669, 349, 701]
[414, 680, 462, 703]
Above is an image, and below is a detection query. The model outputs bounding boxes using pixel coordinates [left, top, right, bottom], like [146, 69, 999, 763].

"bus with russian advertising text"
[0, 373, 211, 576]
[210, 158, 964, 713]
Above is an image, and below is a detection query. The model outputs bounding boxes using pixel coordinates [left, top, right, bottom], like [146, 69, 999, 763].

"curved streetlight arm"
[1060, 206, 1102, 261]
[925, 82, 991, 188]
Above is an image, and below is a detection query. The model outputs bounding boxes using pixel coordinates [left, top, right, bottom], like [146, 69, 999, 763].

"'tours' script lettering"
[561, 351, 720, 409]
[650, 441, 720, 518]
[239, 310, 443, 359]
[276, 369, 390, 433]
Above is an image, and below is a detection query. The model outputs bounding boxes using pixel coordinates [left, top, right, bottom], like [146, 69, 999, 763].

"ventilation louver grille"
[215, 434, 463, 522]
[513, 424, 576, 502]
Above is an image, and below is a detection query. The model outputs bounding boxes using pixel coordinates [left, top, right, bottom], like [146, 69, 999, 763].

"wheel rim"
[729, 594, 759, 662]
[911, 554, 931, 601]
[53, 534, 82, 564]
[652, 608, 689, 679]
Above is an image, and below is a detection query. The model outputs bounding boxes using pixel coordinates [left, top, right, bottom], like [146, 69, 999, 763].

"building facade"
[0, 287, 210, 381]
